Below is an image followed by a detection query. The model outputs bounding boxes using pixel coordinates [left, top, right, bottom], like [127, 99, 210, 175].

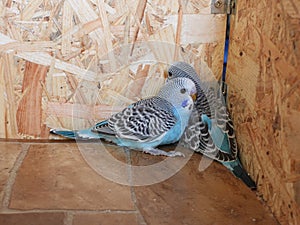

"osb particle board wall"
[0, 0, 225, 139]
[226, 1, 300, 224]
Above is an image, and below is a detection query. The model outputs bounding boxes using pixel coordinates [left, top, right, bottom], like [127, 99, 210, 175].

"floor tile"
[9, 142, 134, 210]
[133, 152, 278, 225]
[1, 141, 279, 225]
[73, 212, 139, 225]
[0, 212, 65, 225]
[0, 143, 23, 204]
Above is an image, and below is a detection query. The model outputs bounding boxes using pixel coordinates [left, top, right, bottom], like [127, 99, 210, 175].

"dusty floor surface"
[0, 140, 279, 225]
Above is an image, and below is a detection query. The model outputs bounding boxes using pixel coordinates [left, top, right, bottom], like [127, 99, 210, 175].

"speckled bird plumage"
[51, 77, 196, 157]
[166, 61, 256, 189]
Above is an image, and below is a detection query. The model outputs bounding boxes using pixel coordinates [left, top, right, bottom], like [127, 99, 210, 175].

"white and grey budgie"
[166, 61, 256, 189]
[51, 77, 197, 157]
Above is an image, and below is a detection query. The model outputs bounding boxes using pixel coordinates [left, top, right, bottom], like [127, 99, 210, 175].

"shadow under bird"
[50, 77, 197, 157]
[166, 61, 257, 190]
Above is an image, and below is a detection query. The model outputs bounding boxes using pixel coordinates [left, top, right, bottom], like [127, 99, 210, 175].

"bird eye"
[180, 88, 187, 94]
[168, 71, 173, 77]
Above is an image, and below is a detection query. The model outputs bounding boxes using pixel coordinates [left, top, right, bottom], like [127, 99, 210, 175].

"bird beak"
[163, 70, 168, 79]
[191, 93, 197, 102]
[190, 87, 197, 102]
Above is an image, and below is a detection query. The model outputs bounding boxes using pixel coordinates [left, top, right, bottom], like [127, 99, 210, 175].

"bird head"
[164, 61, 202, 95]
[157, 77, 196, 110]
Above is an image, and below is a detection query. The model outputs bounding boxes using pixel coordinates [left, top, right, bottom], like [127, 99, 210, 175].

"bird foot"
[143, 148, 185, 157]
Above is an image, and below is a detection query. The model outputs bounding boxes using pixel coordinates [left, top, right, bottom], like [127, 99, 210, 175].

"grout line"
[124, 148, 147, 225]
[130, 188, 147, 225]
[64, 211, 74, 225]
[0, 209, 139, 214]
[1, 144, 31, 210]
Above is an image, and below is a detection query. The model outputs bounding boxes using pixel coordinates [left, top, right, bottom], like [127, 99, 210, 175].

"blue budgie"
[166, 61, 256, 189]
[50, 77, 196, 157]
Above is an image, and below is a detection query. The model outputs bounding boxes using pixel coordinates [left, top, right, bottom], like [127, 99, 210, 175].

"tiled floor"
[0, 140, 279, 225]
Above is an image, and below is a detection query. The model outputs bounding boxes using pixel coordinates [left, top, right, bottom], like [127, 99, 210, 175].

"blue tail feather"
[202, 114, 256, 189]
[50, 128, 102, 140]
[50, 129, 76, 139]
[223, 160, 256, 190]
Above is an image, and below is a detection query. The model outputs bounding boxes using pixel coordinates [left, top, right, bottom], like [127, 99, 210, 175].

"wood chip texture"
[0, 0, 225, 139]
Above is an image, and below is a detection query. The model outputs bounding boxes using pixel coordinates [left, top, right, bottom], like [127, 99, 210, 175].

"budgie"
[50, 77, 196, 157]
[166, 61, 256, 189]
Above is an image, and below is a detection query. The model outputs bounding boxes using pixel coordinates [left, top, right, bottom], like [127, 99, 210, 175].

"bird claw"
[167, 151, 185, 157]
[143, 148, 185, 157]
